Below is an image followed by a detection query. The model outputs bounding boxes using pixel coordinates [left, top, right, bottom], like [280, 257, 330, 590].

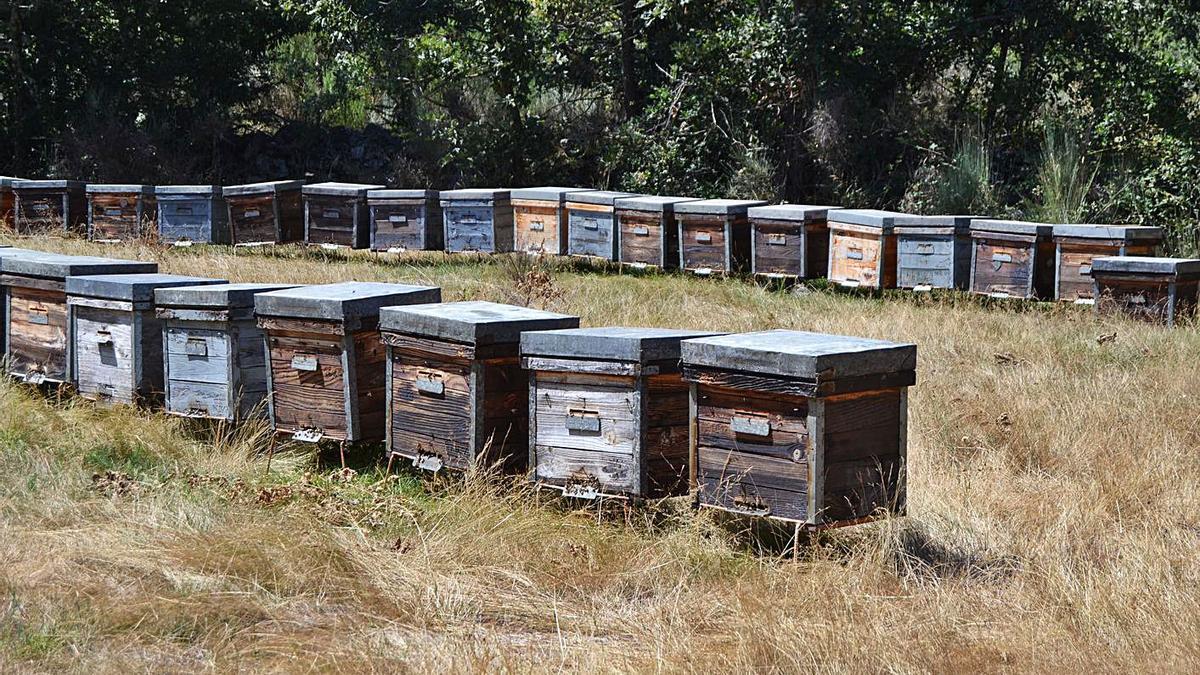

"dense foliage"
[4, 1, 1200, 249]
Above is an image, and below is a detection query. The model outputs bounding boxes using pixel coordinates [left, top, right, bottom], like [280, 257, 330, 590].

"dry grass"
[1, 236, 1199, 672]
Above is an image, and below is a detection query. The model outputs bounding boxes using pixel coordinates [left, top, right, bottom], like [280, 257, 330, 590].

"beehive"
[968, 219, 1055, 299]
[511, 187, 586, 255]
[565, 190, 638, 261]
[0, 177, 23, 230]
[1089, 256, 1200, 327]
[616, 196, 698, 270]
[302, 182, 386, 249]
[441, 189, 514, 253]
[12, 180, 87, 234]
[682, 330, 915, 527]
[380, 301, 579, 473]
[67, 274, 225, 405]
[825, 209, 909, 289]
[746, 204, 838, 280]
[86, 184, 157, 242]
[156, 185, 229, 245]
[155, 283, 298, 420]
[675, 199, 768, 275]
[894, 215, 974, 290]
[1051, 225, 1163, 302]
[223, 179, 305, 245]
[524, 327, 722, 500]
[1, 254, 157, 386]
[367, 189, 442, 252]
[0, 247, 43, 356]
[255, 282, 442, 445]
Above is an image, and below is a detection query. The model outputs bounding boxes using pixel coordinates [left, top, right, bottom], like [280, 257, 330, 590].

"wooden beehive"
[675, 199, 768, 275]
[155, 283, 298, 420]
[511, 187, 586, 255]
[86, 184, 157, 242]
[380, 301, 580, 473]
[524, 327, 723, 500]
[616, 196, 698, 270]
[0, 247, 43, 356]
[12, 180, 87, 234]
[367, 189, 442, 252]
[1, 254, 157, 386]
[565, 190, 638, 261]
[255, 282, 442, 445]
[156, 185, 229, 245]
[223, 179, 305, 246]
[825, 209, 908, 289]
[681, 330, 915, 528]
[747, 204, 838, 280]
[1089, 256, 1200, 327]
[894, 215, 974, 290]
[1052, 225, 1163, 303]
[302, 182, 386, 249]
[0, 177, 23, 230]
[67, 274, 225, 405]
[441, 189, 514, 253]
[968, 219, 1055, 299]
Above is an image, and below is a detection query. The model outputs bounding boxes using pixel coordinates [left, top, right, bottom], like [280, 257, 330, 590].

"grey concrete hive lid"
[254, 281, 442, 321]
[367, 189, 438, 200]
[86, 184, 154, 195]
[681, 329, 917, 380]
[0, 247, 41, 258]
[0, 176, 26, 188]
[1089, 256, 1200, 276]
[674, 199, 769, 216]
[566, 190, 639, 207]
[222, 179, 306, 196]
[0, 254, 158, 278]
[380, 301, 580, 345]
[521, 326, 727, 364]
[302, 182, 386, 197]
[439, 188, 510, 202]
[155, 185, 222, 197]
[155, 283, 301, 310]
[970, 219, 1054, 237]
[826, 208, 915, 230]
[747, 204, 840, 221]
[13, 179, 85, 190]
[615, 196, 700, 213]
[67, 274, 226, 303]
[1051, 224, 1164, 241]
[511, 187, 588, 202]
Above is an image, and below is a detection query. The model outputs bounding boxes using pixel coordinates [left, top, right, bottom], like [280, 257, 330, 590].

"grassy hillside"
[1, 237, 1198, 672]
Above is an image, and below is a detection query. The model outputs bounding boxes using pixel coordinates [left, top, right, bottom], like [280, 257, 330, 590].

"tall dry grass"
[0, 236, 1199, 672]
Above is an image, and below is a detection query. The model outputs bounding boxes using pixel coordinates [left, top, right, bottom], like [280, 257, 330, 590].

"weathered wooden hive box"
[524, 327, 723, 500]
[616, 196, 698, 270]
[441, 189, 514, 253]
[255, 282, 442, 444]
[223, 179, 305, 245]
[12, 180, 87, 233]
[565, 190, 638, 261]
[367, 189, 442, 252]
[155, 283, 298, 420]
[1089, 256, 1200, 327]
[86, 184, 157, 242]
[67, 274, 225, 405]
[156, 185, 229, 245]
[0, 177, 23, 230]
[1051, 225, 1163, 303]
[968, 219, 1055, 299]
[380, 301, 580, 473]
[747, 204, 838, 280]
[0, 247, 43, 355]
[675, 199, 768, 275]
[2, 254, 157, 386]
[681, 330, 915, 527]
[511, 187, 585, 255]
[894, 215, 974, 290]
[302, 182, 386, 249]
[825, 209, 909, 289]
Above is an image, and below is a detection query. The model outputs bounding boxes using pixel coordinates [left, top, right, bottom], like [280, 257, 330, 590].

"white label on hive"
[172, 240, 193, 248]
[693, 268, 713, 276]
[24, 372, 46, 385]
[731, 416, 770, 437]
[563, 483, 599, 500]
[696, 233, 712, 243]
[414, 454, 443, 472]
[184, 337, 208, 356]
[913, 284, 933, 292]
[565, 409, 601, 434]
[1074, 298, 1095, 305]
[628, 262, 647, 269]
[320, 243, 342, 250]
[633, 225, 649, 236]
[388, 215, 408, 226]
[846, 249, 864, 260]
[322, 209, 340, 219]
[243, 209, 260, 218]
[293, 428, 323, 443]
[386, 246, 407, 254]
[28, 307, 48, 325]
[992, 253, 1012, 263]
[291, 355, 318, 372]
[529, 220, 544, 231]
[840, 279, 861, 288]
[1079, 265, 1092, 275]
[103, 207, 123, 216]
[767, 233, 787, 246]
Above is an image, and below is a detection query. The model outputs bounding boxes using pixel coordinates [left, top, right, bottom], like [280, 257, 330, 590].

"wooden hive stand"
[615, 196, 698, 271]
[511, 187, 587, 256]
[12, 180, 87, 235]
[367, 189, 442, 253]
[893, 215, 974, 291]
[1051, 225, 1164, 303]
[380, 301, 579, 474]
[524, 327, 724, 502]
[681, 330, 916, 535]
[67, 274, 226, 406]
[675, 199, 768, 276]
[747, 204, 839, 282]
[1, 254, 157, 387]
[155, 185, 229, 246]
[155, 283, 299, 421]
[440, 189, 514, 253]
[968, 219, 1055, 300]
[302, 182, 385, 250]
[254, 282, 442, 466]
[564, 190, 638, 262]
[1090, 256, 1200, 327]
[86, 184, 157, 243]
[223, 180, 305, 246]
